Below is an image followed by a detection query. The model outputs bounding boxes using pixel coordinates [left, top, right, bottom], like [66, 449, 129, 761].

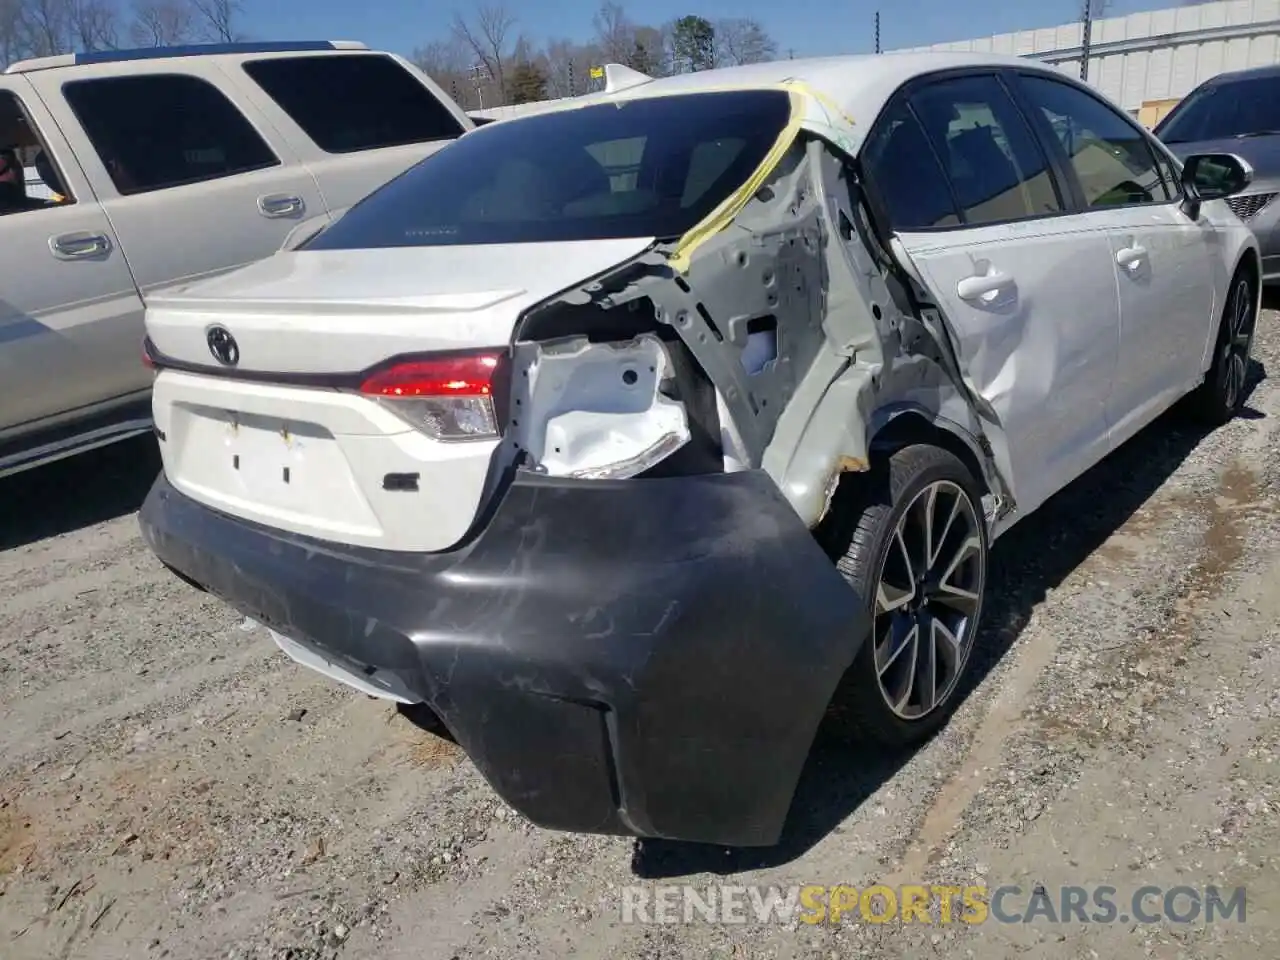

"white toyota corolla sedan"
[137, 51, 1260, 848]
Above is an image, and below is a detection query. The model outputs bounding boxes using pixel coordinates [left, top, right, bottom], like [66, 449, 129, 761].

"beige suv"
[0, 40, 473, 477]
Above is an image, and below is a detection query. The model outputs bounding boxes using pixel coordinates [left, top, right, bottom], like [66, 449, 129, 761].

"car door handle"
[956, 269, 1013, 302]
[257, 194, 304, 218]
[1116, 244, 1147, 271]
[49, 231, 110, 260]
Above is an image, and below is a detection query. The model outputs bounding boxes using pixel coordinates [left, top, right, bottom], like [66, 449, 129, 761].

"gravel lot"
[2, 311, 1279, 959]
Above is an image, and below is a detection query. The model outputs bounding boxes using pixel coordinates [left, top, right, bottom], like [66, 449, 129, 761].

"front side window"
[1156, 75, 1280, 144]
[62, 74, 279, 195]
[0, 90, 76, 214]
[1020, 74, 1173, 208]
[304, 89, 792, 250]
[907, 74, 1063, 227]
[242, 54, 466, 154]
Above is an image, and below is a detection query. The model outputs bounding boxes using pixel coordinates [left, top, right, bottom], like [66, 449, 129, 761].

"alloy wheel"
[1221, 277, 1255, 410]
[872, 480, 986, 721]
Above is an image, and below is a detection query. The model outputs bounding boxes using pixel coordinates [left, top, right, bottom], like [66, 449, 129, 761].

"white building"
[897, 0, 1280, 125]
[470, 0, 1280, 127]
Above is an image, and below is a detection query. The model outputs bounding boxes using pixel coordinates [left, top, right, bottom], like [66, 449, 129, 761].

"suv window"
[242, 54, 466, 154]
[304, 89, 792, 249]
[907, 74, 1063, 227]
[1156, 74, 1280, 144]
[862, 99, 961, 230]
[1019, 74, 1173, 208]
[0, 90, 75, 214]
[62, 74, 278, 195]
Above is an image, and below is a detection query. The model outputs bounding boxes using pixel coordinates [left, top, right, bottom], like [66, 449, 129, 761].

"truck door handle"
[257, 194, 304, 218]
[1116, 244, 1147, 271]
[50, 231, 110, 260]
[956, 268, 1014, 302]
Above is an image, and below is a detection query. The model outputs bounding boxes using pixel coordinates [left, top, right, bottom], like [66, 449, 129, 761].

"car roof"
[1199, 62, 1280, 85]
[505, 51, 1075, 152]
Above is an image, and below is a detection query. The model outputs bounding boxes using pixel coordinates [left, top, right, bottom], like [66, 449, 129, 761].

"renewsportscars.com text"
[619, 884, 1247, 926]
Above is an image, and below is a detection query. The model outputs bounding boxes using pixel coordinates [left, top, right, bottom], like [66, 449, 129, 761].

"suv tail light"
[359, 352, 502, 441]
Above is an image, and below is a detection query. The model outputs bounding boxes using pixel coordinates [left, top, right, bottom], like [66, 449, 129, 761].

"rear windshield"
[1156, 75, 1280, 143]
[303, 89, 792, 249]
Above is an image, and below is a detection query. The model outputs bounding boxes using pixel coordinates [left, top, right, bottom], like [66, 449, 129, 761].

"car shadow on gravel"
[0, 435, 160, 551]
[631, 359, 1267, 879]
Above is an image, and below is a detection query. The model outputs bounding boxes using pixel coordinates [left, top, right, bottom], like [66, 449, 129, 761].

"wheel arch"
[814, 405, 998, 549]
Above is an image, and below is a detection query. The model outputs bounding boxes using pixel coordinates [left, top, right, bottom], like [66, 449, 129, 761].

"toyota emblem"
[206, 325, 239, 367]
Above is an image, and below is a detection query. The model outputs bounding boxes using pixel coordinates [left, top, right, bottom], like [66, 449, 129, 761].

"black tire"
[1187, 266, 1257, 425]
[822, 443, 989, 748]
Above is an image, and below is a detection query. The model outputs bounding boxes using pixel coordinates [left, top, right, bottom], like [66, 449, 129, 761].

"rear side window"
[243, 54, 465, 154]
[908, 74, 1063, 227]
[62, 74, 278, 195]
[862, 99, 960, 230]
[304, 89, 792, 249]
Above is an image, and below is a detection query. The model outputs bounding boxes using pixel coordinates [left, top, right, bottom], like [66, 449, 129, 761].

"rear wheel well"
[869, 412, 989, 496]
[814, 411, 990, 557]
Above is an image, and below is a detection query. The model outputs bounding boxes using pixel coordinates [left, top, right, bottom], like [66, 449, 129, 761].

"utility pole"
[1079, 0, 1093, 81]
[875, 11, 881, 54]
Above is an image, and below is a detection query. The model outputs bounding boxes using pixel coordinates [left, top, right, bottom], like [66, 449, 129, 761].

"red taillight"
[359, 353, 499, 398]
[359, 352, 503, 442]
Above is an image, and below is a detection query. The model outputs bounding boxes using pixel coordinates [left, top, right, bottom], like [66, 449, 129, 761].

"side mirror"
[1181, 152, 1254, 219]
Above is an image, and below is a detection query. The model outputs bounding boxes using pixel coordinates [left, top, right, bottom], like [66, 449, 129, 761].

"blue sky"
[241, 0, 1181, 61]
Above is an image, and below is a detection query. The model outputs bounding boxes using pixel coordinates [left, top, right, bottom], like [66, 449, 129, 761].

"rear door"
[26, 61, 326, 299]
[1011, 70, 1216, 443]
[862, 70, 1122, 516]
[0, 77, 145, 434]
[216, 51, 471, 211]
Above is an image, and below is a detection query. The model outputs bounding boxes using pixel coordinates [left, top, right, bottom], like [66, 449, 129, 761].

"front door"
[0, 80, 145, 436]
[1011, 71, 1216, 444]
[862, 72, 1122, 517]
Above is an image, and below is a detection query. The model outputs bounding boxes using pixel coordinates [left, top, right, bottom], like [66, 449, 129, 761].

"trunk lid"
[144, 238, 656, 374]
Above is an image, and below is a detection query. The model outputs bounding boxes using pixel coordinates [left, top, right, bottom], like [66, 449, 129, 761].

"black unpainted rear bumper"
[139, 468, 871, 847]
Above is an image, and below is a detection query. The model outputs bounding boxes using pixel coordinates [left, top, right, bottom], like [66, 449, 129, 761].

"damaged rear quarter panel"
[505, 98, 1011, 533]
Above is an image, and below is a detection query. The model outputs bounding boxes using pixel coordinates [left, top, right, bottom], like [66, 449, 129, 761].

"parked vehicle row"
[136, 51, 1261, 847]
[0, 40, 472, 478]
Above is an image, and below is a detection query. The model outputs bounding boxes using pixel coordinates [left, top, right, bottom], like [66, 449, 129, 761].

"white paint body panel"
[152, 368, 499, 552]
[895, 215, 1122, 516]
[145, 239, 655, 372]
[147, 238, 655, 552]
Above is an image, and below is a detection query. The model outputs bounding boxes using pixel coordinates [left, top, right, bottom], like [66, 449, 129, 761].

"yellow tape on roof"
[668, 89, 807, 275]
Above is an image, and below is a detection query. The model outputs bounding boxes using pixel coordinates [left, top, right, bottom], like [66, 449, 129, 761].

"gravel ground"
[2, 312, 1279, 959]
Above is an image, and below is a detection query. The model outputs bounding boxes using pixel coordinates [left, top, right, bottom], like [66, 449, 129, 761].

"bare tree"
[0, 0, 25, 64]
[452, 5, 516, 105]
[130, 0, 195, 46]
[414, 36, 477, 107]
[713, 17, 777, 67]
[190, 0, 241, 42]
[19, 0, 72, 57]
[68, 0, 120, 51]
[592, 1, 632, 64]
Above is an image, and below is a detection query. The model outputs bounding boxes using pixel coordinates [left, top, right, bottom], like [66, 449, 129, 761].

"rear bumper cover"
[139, 468, 870, 847]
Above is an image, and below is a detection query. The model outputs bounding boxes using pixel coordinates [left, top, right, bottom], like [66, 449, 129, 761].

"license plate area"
[171, 404, 373, 527]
